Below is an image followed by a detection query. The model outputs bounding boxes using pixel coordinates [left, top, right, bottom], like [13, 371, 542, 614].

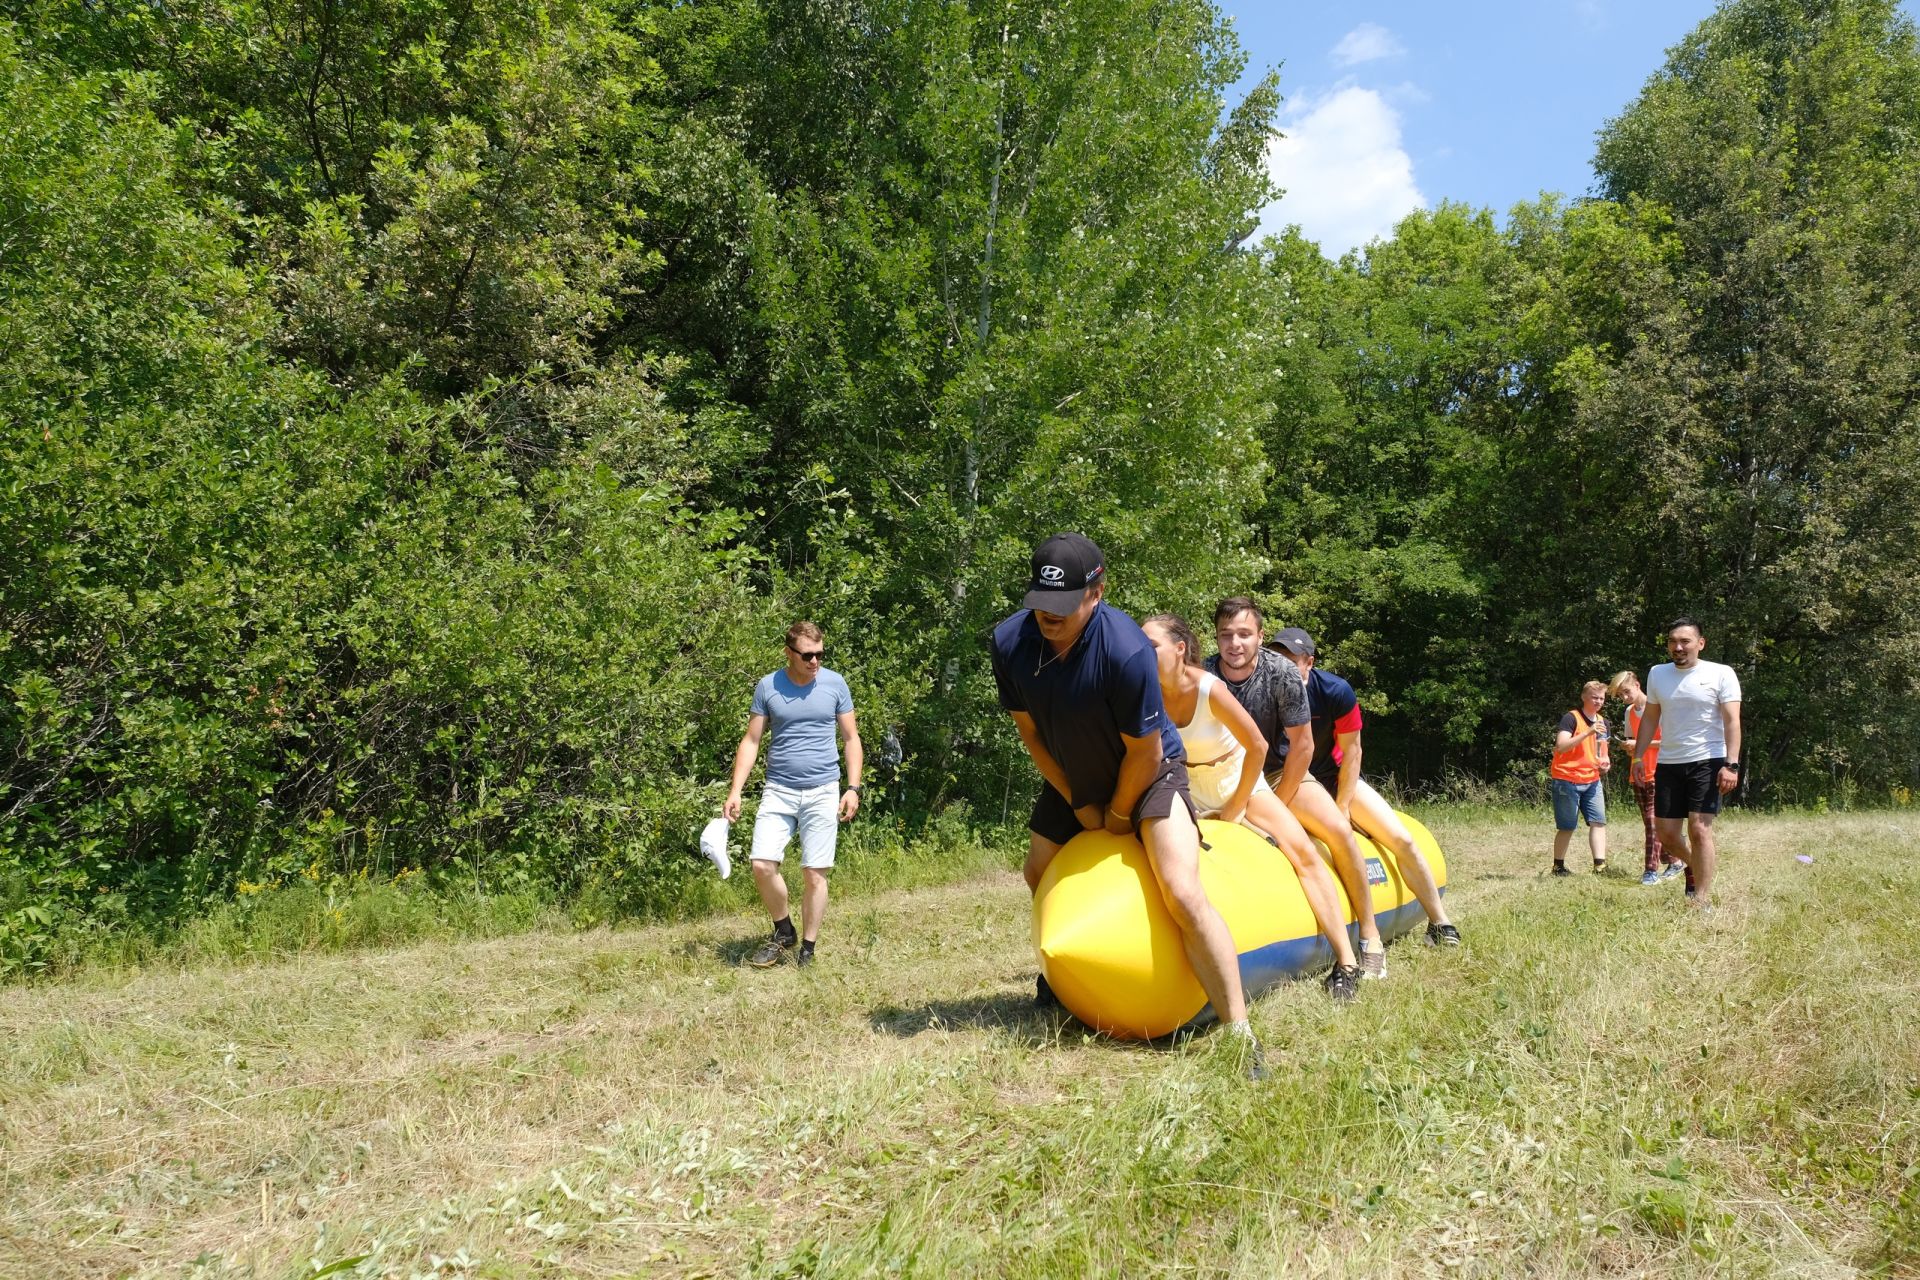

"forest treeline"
[4, 0, 1918, 968]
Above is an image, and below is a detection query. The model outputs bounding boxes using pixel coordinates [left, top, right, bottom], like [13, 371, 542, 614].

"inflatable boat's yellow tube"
[1031, 813, 1447, 1040]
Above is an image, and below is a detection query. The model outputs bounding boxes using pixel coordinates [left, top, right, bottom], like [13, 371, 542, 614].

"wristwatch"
[848, 784, 865, 793]
[1722, 762, 1740, 774]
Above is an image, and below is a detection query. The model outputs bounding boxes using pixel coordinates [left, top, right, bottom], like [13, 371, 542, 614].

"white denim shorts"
[750, 781, 840, 869]
[1187, 759, 1273, 815]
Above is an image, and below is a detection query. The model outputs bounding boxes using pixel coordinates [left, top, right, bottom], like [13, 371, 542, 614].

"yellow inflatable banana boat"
[1032, 813, 1447, 1040]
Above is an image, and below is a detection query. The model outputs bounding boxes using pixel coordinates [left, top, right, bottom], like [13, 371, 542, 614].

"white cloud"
[1257, 86, 1427, 256]
[1330, 22, 1405, 68]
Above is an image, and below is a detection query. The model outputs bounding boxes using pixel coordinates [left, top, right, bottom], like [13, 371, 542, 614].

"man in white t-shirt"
[1632, 618, 1742, 908]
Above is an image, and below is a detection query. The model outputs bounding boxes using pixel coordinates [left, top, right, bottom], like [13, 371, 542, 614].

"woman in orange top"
[1550, 680, 1611, 875]
[1609, 670, 1685, 887]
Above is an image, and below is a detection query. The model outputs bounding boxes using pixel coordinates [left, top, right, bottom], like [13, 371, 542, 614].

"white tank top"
[1177, 673, 1245, 775]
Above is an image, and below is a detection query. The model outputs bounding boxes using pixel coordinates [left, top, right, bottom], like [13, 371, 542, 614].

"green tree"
[630, 0, 1285, 809]
[1579, 0, 1920, 798]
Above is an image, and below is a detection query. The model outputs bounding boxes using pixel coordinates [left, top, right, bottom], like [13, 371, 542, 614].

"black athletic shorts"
[1654, 758, 1726, 820]
[1028, 761, 1198, 847]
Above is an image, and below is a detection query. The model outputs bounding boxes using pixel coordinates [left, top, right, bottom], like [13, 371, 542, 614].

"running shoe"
[1551, 864, 1573, 877]
[747, 935, 794, 968]
[795, 947, 815, 968]
[1426, 923, 1462, 947]
[1242, 1039, 1270, 1082]
[1357, 939, 1387, 980]
[1639, 871, 1661, 886]
[1592, 859, 1607, 874]
[1660, 862, 1685, 881]
[1325, 964, 1361, 1002]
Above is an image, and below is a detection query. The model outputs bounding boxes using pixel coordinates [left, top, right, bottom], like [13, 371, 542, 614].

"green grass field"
[2, 809, 1916, 1278]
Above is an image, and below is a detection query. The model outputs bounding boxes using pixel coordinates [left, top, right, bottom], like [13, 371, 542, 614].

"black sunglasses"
[787, 644, 825, 662]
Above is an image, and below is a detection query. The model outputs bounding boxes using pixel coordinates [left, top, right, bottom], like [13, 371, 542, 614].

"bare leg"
[1687, 813, 1717, 900]
[751, 858, 791, 922]
[800, 867, 830, 942]
[1243, 792, 1358, 966]
[1348, 782, 1451, 928]
[1285, 776, 1382, 947]
[1553, 828, 1574, 864]
[1589, 821, 1609, 867]
[1656, 816, 1691, 878]
[1024, 832, 1064, 895]
[1140, 801, 1248, 1024]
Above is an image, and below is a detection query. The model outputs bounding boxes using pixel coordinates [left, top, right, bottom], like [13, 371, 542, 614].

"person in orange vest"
[1608, 670, 1686, 888]
[1550, 680, 1612, 875]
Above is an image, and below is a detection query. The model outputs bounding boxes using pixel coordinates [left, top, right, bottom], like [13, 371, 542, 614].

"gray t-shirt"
[751, 668, 854, 788]
[1204, 649, 1309, 778]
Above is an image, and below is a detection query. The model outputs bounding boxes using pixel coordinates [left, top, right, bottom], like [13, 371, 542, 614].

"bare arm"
[1207, 679, 1268, 822]
[1718, 701, 1742, 794]
[1009, 711, 1072, 801]
[837, 710, 864, 820]
[1273, 723, 1313, 803]
[1106, 730, 1166, 835]
[1334, 729, 1362, 812]
[722, 714, 768, 821]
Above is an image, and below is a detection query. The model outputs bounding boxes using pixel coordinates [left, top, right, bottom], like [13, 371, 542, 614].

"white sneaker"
[1357, 938, 1387, 980]
[698, 817, 732, 879]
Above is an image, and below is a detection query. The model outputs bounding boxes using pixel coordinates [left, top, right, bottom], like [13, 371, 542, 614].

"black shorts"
[1028, 762, 1198, 847]
[1654, 759, 1725, 820]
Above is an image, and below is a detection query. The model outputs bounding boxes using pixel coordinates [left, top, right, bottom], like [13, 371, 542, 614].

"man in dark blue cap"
[990, 533, 1264, 1077]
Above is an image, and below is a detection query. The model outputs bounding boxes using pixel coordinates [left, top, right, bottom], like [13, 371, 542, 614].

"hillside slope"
[3, 810, 1916, 1278]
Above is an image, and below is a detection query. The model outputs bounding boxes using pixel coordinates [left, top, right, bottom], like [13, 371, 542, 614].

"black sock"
[799, 939, 815, 958]
[773, 916, 797, 944]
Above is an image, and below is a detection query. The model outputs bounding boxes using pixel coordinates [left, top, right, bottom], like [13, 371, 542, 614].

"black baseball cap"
[1022, 532, 1107, 613]
[1268, 626, 1316, 657]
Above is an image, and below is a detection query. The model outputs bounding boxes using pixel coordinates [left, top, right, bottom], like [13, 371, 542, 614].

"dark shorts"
[1654, 758, 1725, 820]
[1028, 762, 1198, 847]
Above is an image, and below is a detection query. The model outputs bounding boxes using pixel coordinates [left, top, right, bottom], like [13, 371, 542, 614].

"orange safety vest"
[1627, 704, 1660, 772]
[1551, 708, 1602, 784]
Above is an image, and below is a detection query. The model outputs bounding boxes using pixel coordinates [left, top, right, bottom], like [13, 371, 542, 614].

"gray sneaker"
[747, 935, 794, 968]
[1357, 939, 1387, 980]
[1640, 870, 1661, 886]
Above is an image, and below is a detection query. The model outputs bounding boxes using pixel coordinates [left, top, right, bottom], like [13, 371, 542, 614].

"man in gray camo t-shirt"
[1204, 598, 1312, 792]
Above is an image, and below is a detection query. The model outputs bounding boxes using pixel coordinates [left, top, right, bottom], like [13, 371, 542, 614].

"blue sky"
[1223, 2, 1750, 254]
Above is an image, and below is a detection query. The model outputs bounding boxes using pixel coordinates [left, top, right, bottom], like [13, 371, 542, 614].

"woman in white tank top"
[1143, 614, 1362, 974]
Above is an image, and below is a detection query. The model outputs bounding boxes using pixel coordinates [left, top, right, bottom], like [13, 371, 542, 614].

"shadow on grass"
[685, 933, 782, 967]
[868, 991, 1196, 1060]
[867, 990, 1134, 1051]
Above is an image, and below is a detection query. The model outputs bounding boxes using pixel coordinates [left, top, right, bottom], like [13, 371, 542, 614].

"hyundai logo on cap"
[1022, 532, 1106, 613]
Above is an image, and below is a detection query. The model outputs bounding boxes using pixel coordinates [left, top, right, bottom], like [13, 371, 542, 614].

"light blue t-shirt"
[751, 668, 854, 789]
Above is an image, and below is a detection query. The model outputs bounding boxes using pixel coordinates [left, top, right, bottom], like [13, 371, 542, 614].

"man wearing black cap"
[1271, 627, 1460, 952]
[991, 533, 1264, 1077]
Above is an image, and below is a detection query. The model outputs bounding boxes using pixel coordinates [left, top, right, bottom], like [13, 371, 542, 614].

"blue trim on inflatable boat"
[1178, 897, 1436, 1033]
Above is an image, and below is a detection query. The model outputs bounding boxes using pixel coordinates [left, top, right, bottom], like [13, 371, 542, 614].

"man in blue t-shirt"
[724, 621, 864, 968]
[991, 533, 1262, 1078]
[1270, 627, 1460, 954]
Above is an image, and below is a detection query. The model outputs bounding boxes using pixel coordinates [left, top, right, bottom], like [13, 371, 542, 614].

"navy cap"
[1268, 626, 1316, 657]
[1022, 532, 1107, 613]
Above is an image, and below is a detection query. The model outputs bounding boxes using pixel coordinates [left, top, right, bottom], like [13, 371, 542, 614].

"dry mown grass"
[2, 809, 1916, 1278]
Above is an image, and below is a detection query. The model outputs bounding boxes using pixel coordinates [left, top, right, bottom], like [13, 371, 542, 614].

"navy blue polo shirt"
[989, 603, 1185, 809]
[1304, 666, 1363, 784]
